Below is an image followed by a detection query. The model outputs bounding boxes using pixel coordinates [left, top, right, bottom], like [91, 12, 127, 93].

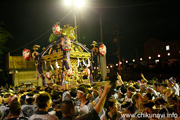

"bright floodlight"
[74, 0, 85, 8]
[64, 0, 72, 6]
[166, 45, 170, 51]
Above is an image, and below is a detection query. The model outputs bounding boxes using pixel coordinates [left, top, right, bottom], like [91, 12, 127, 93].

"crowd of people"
[0, 73, 180, 120]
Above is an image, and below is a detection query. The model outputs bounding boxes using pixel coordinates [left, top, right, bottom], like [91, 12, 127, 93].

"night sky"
[1, 0, 180, 64]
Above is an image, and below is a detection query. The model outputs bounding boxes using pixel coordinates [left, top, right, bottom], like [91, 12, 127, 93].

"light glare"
[166, 45, 170, 51]
[64, 0, 72, 6]
[74, 0, 85, 7]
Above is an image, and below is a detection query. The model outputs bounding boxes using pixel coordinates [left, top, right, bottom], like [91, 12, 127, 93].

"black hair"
[145, 93, 152, 100]
[60, 100, 74, 115]
[105, 99, 117, 120]
[45, 87, 52, 94]
[155, 98, 167, 105]
[70, 88, 77, 98]
[121, 101, 134, 113]
[106, 99, 116, 112]
[36, 92, 51, 109]
[143, 101, 154, 108]
[51, 91, 61, 104]
[26, 93, 34, 104]
[128, 86, 136, 92]
[20, 94, 26, 105]
[153, 83, 158, 87]
[133, 84, 140, 89]
[9, 101, 21, 116]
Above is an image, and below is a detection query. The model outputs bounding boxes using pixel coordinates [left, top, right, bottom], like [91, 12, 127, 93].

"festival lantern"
[84, 68, 90, 76]
[61, 37, 71, 51]
[22, 49, 31, 60]
[45, 71, 52, 80]
[99, 44, 106, 56]
[52, 24, 60, 36]
[65, 68, 73, 76]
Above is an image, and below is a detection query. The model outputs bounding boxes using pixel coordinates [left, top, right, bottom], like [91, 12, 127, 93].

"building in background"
[144, 38, 180, 65]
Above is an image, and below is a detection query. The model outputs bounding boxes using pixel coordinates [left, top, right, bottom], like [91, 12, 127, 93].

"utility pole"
[74, 10, 78, 41]
[113, 28, 121, 75]
[99, 15, 107, 81]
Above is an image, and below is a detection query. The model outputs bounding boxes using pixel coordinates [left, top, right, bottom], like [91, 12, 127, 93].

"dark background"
[1, 0, 180, 64]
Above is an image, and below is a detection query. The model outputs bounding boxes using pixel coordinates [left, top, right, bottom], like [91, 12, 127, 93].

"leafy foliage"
[49, 33, 58, 43]
[0, 21, 13, 54]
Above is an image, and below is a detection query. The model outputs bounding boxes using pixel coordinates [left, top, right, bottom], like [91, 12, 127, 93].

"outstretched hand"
[117, 72, 121, 80]
[141, 73, 144, 78]
[103, 84, 110, 94]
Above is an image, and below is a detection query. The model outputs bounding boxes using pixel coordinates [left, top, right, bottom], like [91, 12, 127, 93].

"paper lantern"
[99, 44, 106, 56]
[61, 37, 71, 51]
[52, 24, 60, 36]
[65, 68, 73, 76]
[45, 71, 52, 80]
[84, 68, 90, 76]
[23, 49, 31, 60]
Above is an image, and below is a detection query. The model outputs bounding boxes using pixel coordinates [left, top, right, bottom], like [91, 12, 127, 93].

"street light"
[74, 0, 85, 8]
[167, 53, 170, 56]
[64, 0, 85, 8]
[64, 0, 72, 6]
[64, 0, 85, 41]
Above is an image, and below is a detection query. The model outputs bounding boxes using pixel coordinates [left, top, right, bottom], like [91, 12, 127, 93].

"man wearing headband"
[88, 86, 105, 118]
[75, 86, 90, 116]
[61, 84, 110, 120]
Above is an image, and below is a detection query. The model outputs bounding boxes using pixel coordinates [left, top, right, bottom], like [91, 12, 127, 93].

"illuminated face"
[77, 91, 84, 99]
